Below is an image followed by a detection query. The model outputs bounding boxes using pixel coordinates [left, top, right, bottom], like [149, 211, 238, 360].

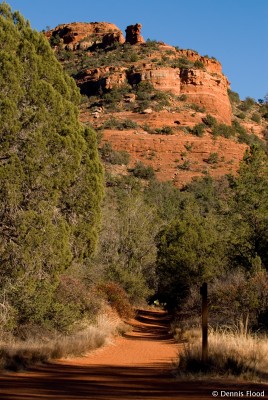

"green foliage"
[178, 94, 187, 101]
[190, 103, 206, 113]
[238, 96, 256, 111]
[178, 160, 191, 170]
[156, 198, 227, 309]
[237, 112, 246, 119]
[154, 126, 173, 135]
[229, 146, 268, 270]
[191, 123, 206, 137]
[212, 123, 235, 138]
[206, 152, 219, 164]
[49, 33, 61, 47]
[202, 114, 217, 127]
[99, 142, 130, 165]
[131, 161, 155, 180]
[101, 117, 138, 130]
[172, 57, 194, 69]
[251, 112, 261, 123]
[227, 89, 240, 104]
[0, 4, 103, 332]
[193, 60, 204, 69]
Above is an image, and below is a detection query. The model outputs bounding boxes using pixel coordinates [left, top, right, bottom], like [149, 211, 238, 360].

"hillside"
[47, 22, 268, 187]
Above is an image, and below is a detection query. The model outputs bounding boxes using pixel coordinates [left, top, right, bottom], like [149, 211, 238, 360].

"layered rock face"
[77, 63, 231, 124]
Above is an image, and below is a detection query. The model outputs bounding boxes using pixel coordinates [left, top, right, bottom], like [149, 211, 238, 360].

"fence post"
[200, 282, 208, 364]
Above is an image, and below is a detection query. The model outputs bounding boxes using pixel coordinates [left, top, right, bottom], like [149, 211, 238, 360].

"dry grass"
[0, 310, 125, 371]
[177, 323, 268, 381]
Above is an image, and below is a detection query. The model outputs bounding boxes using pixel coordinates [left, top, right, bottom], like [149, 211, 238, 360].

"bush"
[131, 161, 155, 180]
[212, 123, 234, 138]
[251, 112, 261, 123]
[239, 97, 256, 112]
[206, 152, 219, 164]
[190, 103, 206, 113]
[97, 282, 134, 319]
[192, 123, 206, 137]
[101, 118, 138, 130]
[178, 94, 187, 101]
[237, 112, 246, 120]
[202, 114, 217, 127]
[227, 89, 240, 104]
[155, 126, 173, 135]
[100, 142, 130, 165]
[178, 160, 191, 170]
[193, 60, 204, 69]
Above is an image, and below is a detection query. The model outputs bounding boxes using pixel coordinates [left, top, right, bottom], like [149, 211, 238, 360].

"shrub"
[206, 152, 219, 164]
[227, 89, 240, 104]
[97, 282, 134, 319]
[237, 112, 246, 119]
[202, 114, 217, 127]
[101, 118, 138, 130]
[190, 103, 206, 113]
[251, 112, 261, 123]
[131, 161, 155, 180]
[193, 60, 204, 69]
[239, 97, 256, 112]
[212, 123, 234, 138]
[155, 126, 173, 135]
[177, 160, 191, 170]
[173, 57, 194, 69]
[178, 94, 187, 101]
[100, 142, 130, 165]
[50, 33, 61, 47]
[184, 142, 194, 151]
[134, 81, 154, 100]
[192, 123, 206, 137]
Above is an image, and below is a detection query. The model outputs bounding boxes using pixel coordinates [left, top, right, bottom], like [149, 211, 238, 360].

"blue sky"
[5, 0, 268, 100]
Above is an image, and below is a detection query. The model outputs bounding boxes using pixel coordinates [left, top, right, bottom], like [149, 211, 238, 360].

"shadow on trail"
[1, 363, 268, 400]
[123, 309, 174, 342]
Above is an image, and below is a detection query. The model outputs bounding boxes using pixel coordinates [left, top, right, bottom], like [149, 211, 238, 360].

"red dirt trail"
[0, 309, 268, 400]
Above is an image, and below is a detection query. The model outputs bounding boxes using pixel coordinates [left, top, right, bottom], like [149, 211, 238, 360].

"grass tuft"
[177, 325, 268, 381]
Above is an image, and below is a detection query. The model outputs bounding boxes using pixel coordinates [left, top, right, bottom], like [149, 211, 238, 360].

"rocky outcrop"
[125, 24, 145, 45]
[180, 68, 232, 124]
[46, 22, 125, 50]
[177, 50, 222, 74]
[76, 66, 127, 95]
[76, 61, 231, 124]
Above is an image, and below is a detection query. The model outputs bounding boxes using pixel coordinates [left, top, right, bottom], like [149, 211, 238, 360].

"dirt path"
[0, 309, 268, 399]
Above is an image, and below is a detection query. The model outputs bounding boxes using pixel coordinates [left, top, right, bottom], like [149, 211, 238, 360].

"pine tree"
[230, 145, 268, 270]
[0, 3, 103, 331]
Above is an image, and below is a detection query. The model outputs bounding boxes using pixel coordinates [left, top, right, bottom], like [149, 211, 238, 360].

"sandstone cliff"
[47, 22, 267, 187]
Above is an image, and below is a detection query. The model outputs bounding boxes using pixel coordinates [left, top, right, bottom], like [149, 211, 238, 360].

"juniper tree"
[0, 3, 103, 331]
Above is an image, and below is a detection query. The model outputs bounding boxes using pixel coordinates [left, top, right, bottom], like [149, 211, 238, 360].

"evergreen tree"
[156, 196, 228, 309]
[0, 3, 103, 331]
[230, 145, 268, 270]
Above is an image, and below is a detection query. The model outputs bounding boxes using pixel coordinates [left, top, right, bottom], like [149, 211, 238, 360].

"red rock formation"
[127, 65, 232, 124]
[46, 22, 125, 49]
[125, 24, 145, 45]
[180, 68, 232, 124]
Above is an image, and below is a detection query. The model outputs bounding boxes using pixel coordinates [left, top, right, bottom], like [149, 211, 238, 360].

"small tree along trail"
[0, 309, 268, 400]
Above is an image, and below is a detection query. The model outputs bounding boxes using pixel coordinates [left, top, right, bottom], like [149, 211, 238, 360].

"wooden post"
[200, 282, 208, 364]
